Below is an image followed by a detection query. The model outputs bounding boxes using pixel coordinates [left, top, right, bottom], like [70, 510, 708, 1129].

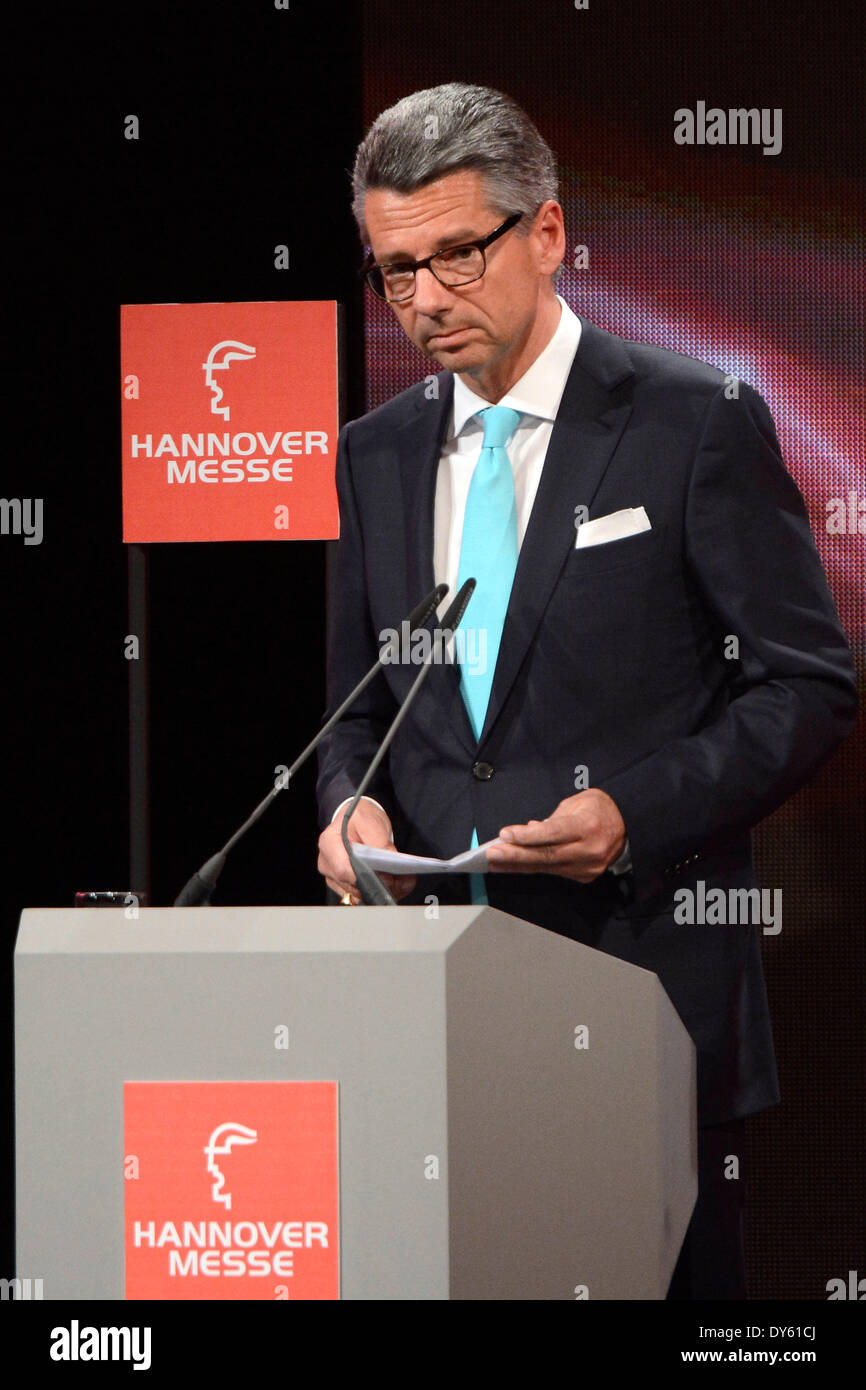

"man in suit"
[315, 83, 858, 1297]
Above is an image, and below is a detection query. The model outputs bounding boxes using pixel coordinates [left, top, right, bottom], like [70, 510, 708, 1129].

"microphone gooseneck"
[173, 583, 449, 906]
[341, 578, 477, 906]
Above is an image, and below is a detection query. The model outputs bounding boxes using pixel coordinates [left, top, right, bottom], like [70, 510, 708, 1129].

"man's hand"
[317, 800, 417, 905]
[485, 789, 627, 883]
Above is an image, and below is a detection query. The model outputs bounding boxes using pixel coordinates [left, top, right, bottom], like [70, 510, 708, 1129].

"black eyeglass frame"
[359, 211, 524, 302]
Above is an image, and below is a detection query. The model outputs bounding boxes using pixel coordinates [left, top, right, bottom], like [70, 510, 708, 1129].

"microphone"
[173, 583, 449, 905]
[340, 577, 476, 906]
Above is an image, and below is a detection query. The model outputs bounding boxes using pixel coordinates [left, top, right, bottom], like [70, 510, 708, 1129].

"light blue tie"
[457, 405, 521, 906]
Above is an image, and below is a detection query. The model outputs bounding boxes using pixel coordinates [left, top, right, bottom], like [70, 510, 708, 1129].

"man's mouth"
[427, 328, 470, 347]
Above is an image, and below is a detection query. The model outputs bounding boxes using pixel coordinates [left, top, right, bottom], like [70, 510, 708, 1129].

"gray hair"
[352, 83, 560, 245]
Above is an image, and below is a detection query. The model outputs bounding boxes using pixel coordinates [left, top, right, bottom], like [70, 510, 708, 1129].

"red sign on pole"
[121, 301, 339, 542]
[124, 1081, 340, 1300]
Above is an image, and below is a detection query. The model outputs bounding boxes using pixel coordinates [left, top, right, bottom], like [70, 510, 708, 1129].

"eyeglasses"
[360, 212, 523, 303]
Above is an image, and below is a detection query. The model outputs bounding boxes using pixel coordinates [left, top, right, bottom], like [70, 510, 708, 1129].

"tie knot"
[479, 405, 521, 451]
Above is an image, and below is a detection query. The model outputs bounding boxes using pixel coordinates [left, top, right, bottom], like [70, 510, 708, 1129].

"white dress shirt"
[332, 293, 631, 876]
[433, 293, 581, 601]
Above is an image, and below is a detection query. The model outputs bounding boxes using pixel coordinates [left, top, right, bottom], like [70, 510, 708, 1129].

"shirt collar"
[450, 294, 582, 438]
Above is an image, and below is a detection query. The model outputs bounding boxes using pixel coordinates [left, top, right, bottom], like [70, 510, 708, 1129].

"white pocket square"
[575, 506, 651, 549]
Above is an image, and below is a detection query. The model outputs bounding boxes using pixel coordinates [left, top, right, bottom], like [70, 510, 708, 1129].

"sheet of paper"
[353, 838, 504, 875]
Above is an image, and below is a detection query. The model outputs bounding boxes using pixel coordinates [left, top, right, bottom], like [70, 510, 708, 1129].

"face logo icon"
[202, 340, 257, 420]
[203, 1122, 258, 1210]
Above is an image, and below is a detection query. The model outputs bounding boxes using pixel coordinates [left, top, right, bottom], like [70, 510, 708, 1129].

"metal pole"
[127, 542, 151, 904]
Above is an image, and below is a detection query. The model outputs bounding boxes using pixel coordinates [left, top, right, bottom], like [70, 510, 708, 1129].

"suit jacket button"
[472, 761, 494, 781]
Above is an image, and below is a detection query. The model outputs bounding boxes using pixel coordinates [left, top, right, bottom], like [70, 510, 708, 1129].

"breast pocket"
[567, 523, 665, 579]
[550, 523, 677, 651]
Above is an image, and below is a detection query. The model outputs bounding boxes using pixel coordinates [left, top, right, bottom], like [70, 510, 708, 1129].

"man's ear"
[533, 200, 566, 274]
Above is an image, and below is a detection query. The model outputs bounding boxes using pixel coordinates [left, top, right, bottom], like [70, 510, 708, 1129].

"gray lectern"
[15, 906, 696, 1300]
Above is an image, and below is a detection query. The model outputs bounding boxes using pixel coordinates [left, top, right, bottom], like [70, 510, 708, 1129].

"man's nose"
[410, 265, 455, 315]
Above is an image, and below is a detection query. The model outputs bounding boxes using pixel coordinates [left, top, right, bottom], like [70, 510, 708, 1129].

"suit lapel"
[395, 372, 483, 752]
[479, 318, 635, 745]
[396, 373, 453, 604]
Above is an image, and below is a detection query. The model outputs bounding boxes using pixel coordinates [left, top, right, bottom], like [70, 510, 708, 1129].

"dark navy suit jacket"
[316, 315, 858, 1125]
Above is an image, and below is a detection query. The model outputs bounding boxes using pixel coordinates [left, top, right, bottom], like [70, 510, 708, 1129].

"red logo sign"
[124, 1081, 340, 1300]
[121, 301, 339, 542]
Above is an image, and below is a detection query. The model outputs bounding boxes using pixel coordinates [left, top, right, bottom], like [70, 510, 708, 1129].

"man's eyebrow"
[380, 229, 479, 262]
[432, 228, 478, 249]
